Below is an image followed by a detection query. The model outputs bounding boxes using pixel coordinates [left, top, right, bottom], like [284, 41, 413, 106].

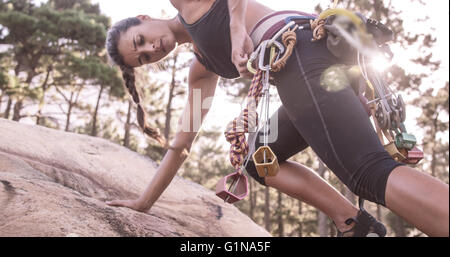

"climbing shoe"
[337, 210, 387, 237]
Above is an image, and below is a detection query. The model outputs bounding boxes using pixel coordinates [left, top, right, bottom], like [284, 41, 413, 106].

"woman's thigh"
[272, 29, 404, 205]
[245, 105, 309, 186]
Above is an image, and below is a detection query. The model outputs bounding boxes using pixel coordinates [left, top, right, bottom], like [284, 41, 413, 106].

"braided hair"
[106, 18, 166, 147]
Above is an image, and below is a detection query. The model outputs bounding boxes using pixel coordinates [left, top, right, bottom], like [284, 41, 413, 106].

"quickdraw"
[216, 23, 299, 204]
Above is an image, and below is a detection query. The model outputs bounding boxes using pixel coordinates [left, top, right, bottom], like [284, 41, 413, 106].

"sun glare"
[370, 55, 392, 72]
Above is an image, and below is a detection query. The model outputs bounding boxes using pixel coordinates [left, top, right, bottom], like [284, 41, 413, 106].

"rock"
[0, 119, 270, 237]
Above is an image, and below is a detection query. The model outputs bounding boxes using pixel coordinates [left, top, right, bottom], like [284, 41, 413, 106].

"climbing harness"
[216, 23, 299, 204]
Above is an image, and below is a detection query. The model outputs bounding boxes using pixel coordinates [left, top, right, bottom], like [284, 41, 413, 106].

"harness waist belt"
[250, 11, 317, 47]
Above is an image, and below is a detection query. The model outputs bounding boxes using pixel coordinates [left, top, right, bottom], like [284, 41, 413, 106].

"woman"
[105, 0, 449, 237]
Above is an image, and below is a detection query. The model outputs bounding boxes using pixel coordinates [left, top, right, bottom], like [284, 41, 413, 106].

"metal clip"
[247, 39, 285, 74]
[384, 142, 406, 162]
[252, 146, 280, 177]
[395, 133, 417, 151]
[215, 172, 249, 204]
[399, 147, 424, 165]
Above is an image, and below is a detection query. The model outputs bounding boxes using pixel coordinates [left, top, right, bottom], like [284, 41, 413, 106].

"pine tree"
[0, 0, 121, 124]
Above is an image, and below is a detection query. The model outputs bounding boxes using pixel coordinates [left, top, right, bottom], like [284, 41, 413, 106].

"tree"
[276, 190, 284, 237]
[264, 186, 271, 231]
[317, 160, 330, 237]
[181, 128, 230, 189]
[0, 52, 10, 112]
[158, 47, 190, 142]
[414, 83, 449, 180]
[0, 0, 117, 124]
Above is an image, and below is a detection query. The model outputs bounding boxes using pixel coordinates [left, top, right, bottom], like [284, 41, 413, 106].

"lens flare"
[320, 65, 350, 92]
[371, 55, 392, 72]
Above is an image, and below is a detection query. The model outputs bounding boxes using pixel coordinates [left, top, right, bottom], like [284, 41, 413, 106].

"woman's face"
[118, 16, 176, 67]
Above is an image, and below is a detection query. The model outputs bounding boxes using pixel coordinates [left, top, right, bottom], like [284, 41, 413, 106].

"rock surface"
[0, 119, 270, 237]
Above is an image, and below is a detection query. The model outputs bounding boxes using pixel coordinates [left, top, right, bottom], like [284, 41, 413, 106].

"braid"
[120, 66, 166, 147]
[106, 17, 189, 157]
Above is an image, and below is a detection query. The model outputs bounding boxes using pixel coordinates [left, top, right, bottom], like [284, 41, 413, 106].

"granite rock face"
[0, 119, 270, 237]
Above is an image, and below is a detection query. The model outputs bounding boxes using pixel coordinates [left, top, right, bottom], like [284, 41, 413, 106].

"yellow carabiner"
[269, 46, 277, 65]
[318, 8, 366, 32]
[247, 59, 257, 75]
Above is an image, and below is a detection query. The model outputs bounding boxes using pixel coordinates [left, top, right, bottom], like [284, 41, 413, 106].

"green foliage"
[0, 0, 112, 75]
[0, 53, 9, 90]
[414, 83, 449, 181]
[181, 128, 230, 189]
[0, 72, 7, 89]
[0, 0, 122, 124]
[48, 0, 101, 15]
[56, 54, 123, 94]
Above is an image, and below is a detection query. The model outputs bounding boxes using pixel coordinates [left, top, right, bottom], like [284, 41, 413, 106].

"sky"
[29, 0, 449, 148]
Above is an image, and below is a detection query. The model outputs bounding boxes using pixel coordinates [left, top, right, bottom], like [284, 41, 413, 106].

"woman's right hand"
[106, 199, 150, 213]
[230, 25, 254, 79]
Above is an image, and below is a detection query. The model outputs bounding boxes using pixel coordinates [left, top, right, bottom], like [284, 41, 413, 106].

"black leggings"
[245, 29, 405, 206]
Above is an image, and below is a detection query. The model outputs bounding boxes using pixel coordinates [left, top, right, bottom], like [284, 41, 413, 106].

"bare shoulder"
[171, 0, 218, 24]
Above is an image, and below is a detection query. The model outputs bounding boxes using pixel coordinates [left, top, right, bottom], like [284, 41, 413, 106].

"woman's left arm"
[228, 0, 254, 79]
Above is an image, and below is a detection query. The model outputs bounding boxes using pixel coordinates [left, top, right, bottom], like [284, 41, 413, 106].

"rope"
[225, 28, 298, 173]
[225, 71, 264, 173]
[310, 19, 327, 42]
[310, 8, 366, 42]
[270, 25, 299, 72]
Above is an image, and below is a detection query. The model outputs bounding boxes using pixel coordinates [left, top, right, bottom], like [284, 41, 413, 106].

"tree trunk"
[124, 100, 132, 148]
[0, 90, 4, 111]
[430, 113, 439, 176]
[431, 147, 437, 177]
[36, 68, 52, 125]
[253, 181, 258, 214]
[264, 187, 271, 232]
[65, 92, 75, 132]
[12, 100, 23, 121]
[277, 191, 284, 237]
[376, 205, 382, 222]
[317, 160, 329, 237]
[91, 84, 105, 137]
[392, 215, 406, 237]
[343, 186, 356, 205]
[3, 97, 11, 119]
[249, 179, 255, 220]
[372, 0, 383, 21]
[164, 53, 178, 141]
[298, 200, 303, 237]
[329, 220, 336, 237]
[318, 211, 329, 237]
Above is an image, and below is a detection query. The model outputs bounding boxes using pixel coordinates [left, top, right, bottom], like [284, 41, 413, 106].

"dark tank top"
[178, 0, 240, 79]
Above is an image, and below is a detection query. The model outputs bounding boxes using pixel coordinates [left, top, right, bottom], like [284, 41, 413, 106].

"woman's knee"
[245, 160, 268, 187]
[347, 152, 406, 206]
